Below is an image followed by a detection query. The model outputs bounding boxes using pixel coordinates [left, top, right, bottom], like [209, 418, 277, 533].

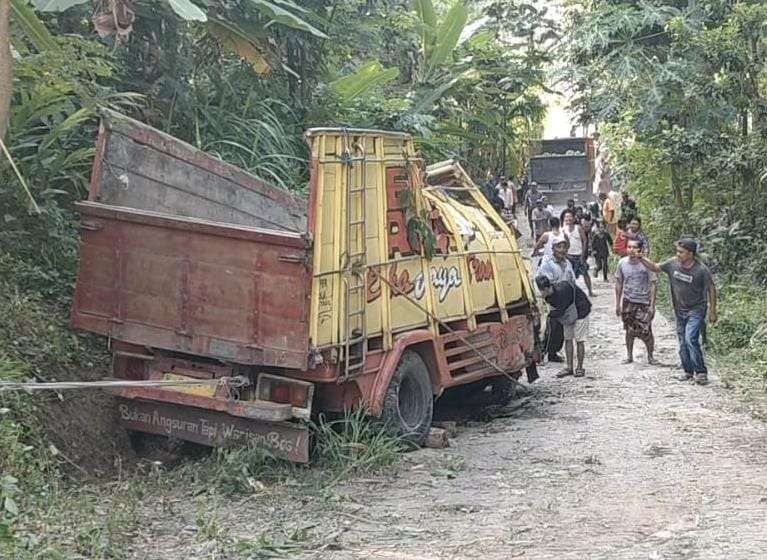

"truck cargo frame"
[71, 113, 539, 462]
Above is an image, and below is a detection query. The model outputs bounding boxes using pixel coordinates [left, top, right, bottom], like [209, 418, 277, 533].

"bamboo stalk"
[0, 134, 41, 214]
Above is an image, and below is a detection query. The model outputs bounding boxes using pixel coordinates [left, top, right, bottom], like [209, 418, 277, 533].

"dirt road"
[137, 226, 767, 560]
[310, 289, 767, 560]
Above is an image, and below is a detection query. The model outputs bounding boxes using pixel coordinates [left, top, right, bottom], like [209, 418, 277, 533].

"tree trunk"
[0, 0, 11, 140]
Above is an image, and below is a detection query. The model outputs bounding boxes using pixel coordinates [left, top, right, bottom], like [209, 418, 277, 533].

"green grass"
[707, 286, 767, 419]
[180, 407, 404, 499]
[311, 408, 404, 474]
[2, 480, 147, 560]
[0, 352, 61, 551]
[0, 354, 55, 483]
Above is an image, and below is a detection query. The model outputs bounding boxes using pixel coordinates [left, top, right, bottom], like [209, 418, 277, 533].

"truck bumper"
[115, 395, 310, 463]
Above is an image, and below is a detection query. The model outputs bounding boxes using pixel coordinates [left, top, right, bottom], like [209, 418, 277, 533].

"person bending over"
[535, 275, 592, 378]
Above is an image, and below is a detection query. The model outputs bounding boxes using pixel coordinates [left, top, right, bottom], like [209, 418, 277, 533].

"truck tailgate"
[72, 111, 312, 369]
[71, 201, 312, 369]
[530, 155, 591, 184]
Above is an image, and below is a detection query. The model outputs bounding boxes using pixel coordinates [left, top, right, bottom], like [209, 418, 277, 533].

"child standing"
[591, 220, 613, 281]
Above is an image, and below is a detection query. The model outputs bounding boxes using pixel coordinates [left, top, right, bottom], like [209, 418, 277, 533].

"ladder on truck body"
[340, 138, 367, 381]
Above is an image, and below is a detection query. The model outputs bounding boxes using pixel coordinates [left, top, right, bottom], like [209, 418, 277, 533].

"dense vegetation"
[561, 0, 767, 405]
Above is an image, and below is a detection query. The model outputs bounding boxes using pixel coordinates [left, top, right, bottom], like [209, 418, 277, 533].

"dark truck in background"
[528, 137, 596, 206]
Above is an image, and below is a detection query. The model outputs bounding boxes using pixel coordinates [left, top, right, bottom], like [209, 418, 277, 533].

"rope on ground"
[0, 376, 249, 393]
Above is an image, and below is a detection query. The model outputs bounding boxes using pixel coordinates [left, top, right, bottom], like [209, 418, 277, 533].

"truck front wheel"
[382, 351, 433, 446]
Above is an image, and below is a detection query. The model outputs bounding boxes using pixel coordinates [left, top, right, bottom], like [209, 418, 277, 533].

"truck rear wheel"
[382, 351, 433, 446]
[128, 432, 207, 465]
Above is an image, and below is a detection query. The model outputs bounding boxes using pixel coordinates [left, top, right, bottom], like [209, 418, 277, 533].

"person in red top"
[613, 219, 629, 257]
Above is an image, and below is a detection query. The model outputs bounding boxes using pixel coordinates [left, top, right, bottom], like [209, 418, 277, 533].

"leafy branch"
[397, 188, 437, 259]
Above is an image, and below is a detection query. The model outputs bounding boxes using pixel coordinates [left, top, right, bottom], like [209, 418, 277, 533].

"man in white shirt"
[543, 196, 555, 217]
[496, 180, 517, 224]
[536, 238, 575, 364]
[562, 209, 594, 297]
[532, 217, 567, 259]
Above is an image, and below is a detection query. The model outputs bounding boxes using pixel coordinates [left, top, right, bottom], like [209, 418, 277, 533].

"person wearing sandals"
[562, 209, 595, 297]
[615, 238, 658, 365]
[537, 239, 576, 364]
[535, 275, 592, 378]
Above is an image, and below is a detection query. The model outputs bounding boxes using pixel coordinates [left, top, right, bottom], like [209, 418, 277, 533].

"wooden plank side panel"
[108, 113, 304, 211]
[384, 162, 430, 332]
[430, 254, 469, 320]
[71, 206, 311, 369]
[94, 113, 307, 232]
[313, 156, 341, 347]
[491, 236, 524, 305]
[72, 238, 118, 320]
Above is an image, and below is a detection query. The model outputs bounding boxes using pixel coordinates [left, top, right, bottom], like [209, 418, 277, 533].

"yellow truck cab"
[71, 116, 539, 461]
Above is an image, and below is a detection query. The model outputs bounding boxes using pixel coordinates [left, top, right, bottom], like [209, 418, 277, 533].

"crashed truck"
[70, 112, 540, 462]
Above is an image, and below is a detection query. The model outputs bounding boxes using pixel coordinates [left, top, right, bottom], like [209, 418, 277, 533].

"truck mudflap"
[116, 397, 310, 463]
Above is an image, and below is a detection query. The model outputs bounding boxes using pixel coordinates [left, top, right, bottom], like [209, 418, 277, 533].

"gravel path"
[304, 283, 767, 560]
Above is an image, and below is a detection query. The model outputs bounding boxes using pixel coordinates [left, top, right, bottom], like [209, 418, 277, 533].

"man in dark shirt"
[638, 238, 717, 384]
[535, 275, 592, 378]
[587, 201, 601, 221]
[559, 199, 576, 223]
[531, 200, 552, 242]
[525, 183, 542, 232]
[620, 191, 638, 222]
[591, 220, 612, 281]
[482, 175, 500, 207]
[626, 216, 651, 256]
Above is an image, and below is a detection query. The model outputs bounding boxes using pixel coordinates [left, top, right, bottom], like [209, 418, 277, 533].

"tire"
[382, 351, 434, 446]
[485, 375, 518, 407]
[128, 431, 207, 465]
[442, 374, 519, 408]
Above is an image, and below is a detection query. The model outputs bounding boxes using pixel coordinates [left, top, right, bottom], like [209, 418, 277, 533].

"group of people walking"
[522, 190, 717, 386]
[479, 174, 717, 385]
